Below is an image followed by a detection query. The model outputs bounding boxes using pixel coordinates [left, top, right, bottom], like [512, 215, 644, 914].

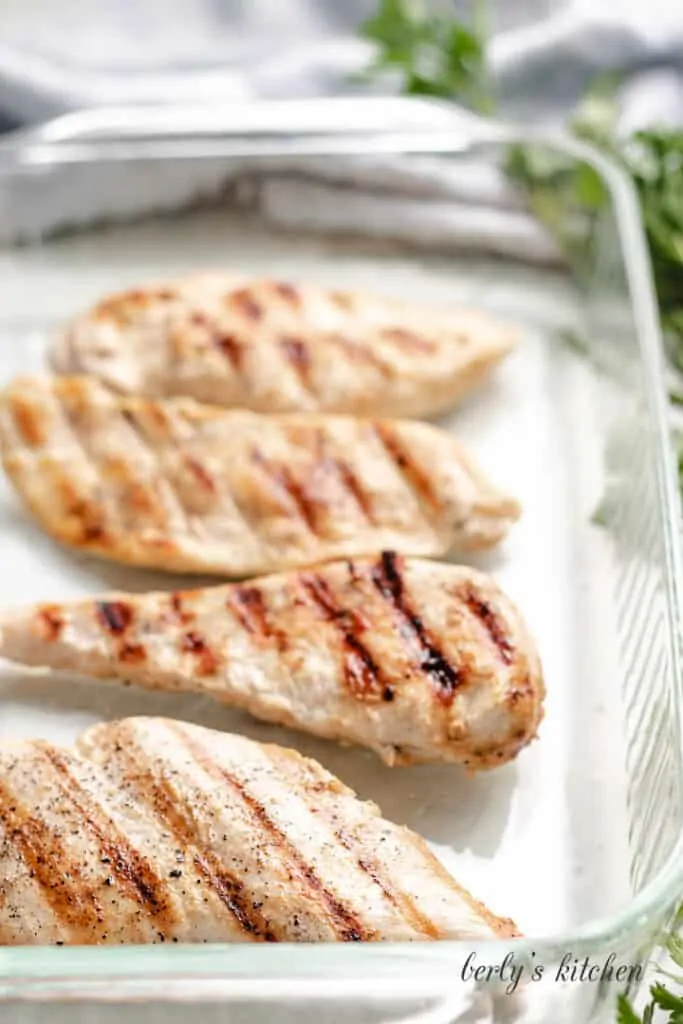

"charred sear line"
[185, 457, 216, 493]
[227, 586, 288, 651]
[168, 592, 194, 626]
[180, 631, 219, 676]
[381, 327, 436, 354]
[373, 424, 441, 512]
[372, 551, 461, 703]
[272, 281, 300, 305]
[308, 427, 374, 522]
[326, 333, 392, 376]
[120, 408, 139, 430]
[121, 401, 169, 438]
[335, 829, 441, 939]
[280, 336, 312, 391]
[38, 605, 64, 641]
[332, 458, 375, 522]
[119, 642, 147, 664]
[172, 726, 375, 941]
[346, 559, 362, 584]
[0, 777, 106, 937]
[61, 487, 106, 543]
[193, 853, 277, 941]
[11, 397, 45, 447]
[214, 333, 244, 373]
[229, 288, 263, 321]
[109, 742, 276, 940]
[39, 747, 174, 926]
[227, 586, 268, 637]
[301, 574, 383, 701]
[251, 448, 318, 533]
[461, 587, 515, 665]
[97, 601, 133, 635]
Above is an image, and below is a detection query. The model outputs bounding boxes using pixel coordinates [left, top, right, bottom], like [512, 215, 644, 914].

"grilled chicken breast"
[0, 376, 519, 576]
[0, 717, 519, 945]
[49, 272, 516, 418]
[0, 554, 544, 768]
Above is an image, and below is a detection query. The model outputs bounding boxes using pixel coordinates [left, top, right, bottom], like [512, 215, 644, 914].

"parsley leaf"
[617, 994, 645, 1024]
[652, 982, 683, 1013]
[360, 0, 493, 112]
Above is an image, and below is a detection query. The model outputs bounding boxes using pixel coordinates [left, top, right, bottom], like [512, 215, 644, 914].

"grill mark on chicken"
[335, 829, 441, 939]
[64, 495, 107, 544]
[9, 395, 45, 447]
[119, 642, 147, 664]
[192, 853, 277, 940]
[372, 552, 462, 703]
[250, 448, 318, 533]
[121, 405, 167, 438]
[184, 456, 216, 494]
[373, 423, 440, 512]
[226, 586, 269, 638]
[300, 573, 384, 701]
[37, 605, 64, 641]
[228, 288, 263, 322]
[305, 427, 374, 523]
[332, 458, 375, 522]
[45, 391, 114, 544]
[171, 725, 375, 941]
[272, 282, 301, 306]
[117, 406, 193, 541]
[180, 631, 220, 676]
[224, 585, 288, 655]
[460, 585, 515, 665]
[58, 401, 142, 544]
[381, 327, 437, 354]
[38, 746, 176, 932]
[107, 742, 275, 941]
[0, 776, 107, 938]
[279, 337, 312, 393]
[97, 601, 133, 635]
[325, 334, 392, 376]
[167, 592, 194, 626]
[120, 479, 165, 522]
[214, 334, 244, 373]
[225, 586, 289, 653]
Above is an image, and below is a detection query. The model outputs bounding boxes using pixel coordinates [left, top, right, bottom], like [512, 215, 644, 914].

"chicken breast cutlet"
[50, 272, 516, 417]
[0, 554, 544, 768]
[0, 717, 520, 945]
[0, 376, 520, 575]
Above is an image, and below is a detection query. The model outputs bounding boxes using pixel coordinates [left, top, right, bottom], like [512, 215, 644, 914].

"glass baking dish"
[0, 98, 681, 1024]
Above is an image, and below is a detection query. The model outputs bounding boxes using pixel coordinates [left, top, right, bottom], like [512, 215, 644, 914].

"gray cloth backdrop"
[0, 0, 682, 128]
